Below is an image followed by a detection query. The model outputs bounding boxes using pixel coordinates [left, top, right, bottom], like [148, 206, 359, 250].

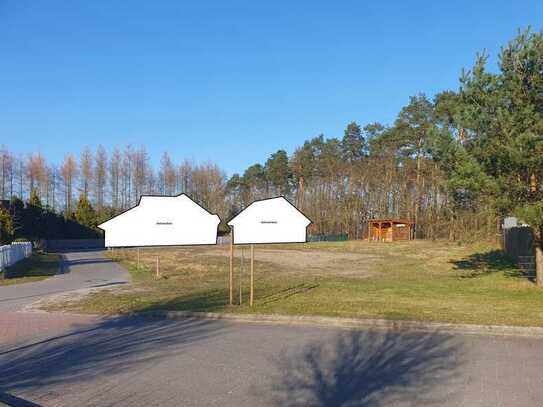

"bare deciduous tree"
[61, 154, 77, 214]
[80, 147, 93, 199]
[95, 145, 107, 213]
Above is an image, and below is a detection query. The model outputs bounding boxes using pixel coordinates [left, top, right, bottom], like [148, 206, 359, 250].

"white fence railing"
[0, 242, 33, 272]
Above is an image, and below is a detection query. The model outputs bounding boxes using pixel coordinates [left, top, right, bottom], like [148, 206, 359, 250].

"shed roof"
[369, 218, 414, 224]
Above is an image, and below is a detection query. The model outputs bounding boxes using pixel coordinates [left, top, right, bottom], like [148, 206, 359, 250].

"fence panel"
[503, 226, 535, 275]
[44, 239, 105, 250]
[0, 242, 33, 272]
[308, 234, 349, 242]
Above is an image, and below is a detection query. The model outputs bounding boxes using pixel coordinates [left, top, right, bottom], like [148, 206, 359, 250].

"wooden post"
[229, 229, 233, 305]
[239, 246, 244, 305]
[137, 248, 140, 269]
[250, 244, 254, 306]
[155, 256, 160, 279]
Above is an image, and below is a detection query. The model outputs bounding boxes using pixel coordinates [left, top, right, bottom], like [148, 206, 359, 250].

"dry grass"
[48, 240, 543, 327]
[202, 246, 378, 277]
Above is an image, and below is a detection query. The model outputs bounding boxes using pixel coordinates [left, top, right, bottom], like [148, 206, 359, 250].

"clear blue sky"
[1, 1, 542, 176]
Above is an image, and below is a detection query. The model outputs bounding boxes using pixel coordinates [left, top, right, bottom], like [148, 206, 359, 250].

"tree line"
[0, 189, 101, 244]
[0, 146, 229, 243]
[1, 29, 542, 269]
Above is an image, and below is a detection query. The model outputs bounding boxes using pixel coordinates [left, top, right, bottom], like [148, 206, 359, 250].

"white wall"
[228, 197, 311, 244]
[100, 195, 220, 247]
[0, 242, 32, 272]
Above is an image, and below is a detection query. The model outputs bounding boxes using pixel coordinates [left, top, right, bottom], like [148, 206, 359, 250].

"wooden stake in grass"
[250, 244, 254, 306]
[155, 256, 160, 279]
[137, 248, 140, 269]
[229, 229, 234, 305]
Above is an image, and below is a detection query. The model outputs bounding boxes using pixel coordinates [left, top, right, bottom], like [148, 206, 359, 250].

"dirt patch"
[202, 247, 381, 278]
[23, 285, 129, 313]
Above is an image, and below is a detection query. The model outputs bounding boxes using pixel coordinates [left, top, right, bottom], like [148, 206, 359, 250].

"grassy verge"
[0, 252, 61, 286]
[46, 240, 543, 327]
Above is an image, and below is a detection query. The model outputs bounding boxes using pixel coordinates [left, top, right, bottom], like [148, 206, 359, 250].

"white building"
[98, 194, 220, 247]
[227, 196, 311, 244]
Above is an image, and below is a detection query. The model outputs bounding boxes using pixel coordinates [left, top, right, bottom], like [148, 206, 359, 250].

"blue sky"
[1, 1, 542, 176]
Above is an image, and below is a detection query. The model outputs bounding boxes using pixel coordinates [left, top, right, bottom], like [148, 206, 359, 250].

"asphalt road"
[1, 250, 543, 406]
[0, 249, 130, 312]
[1, 317, 543, 407]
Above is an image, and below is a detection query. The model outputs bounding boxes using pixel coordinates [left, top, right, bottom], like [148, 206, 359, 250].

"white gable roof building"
[98, 194, 220, 247]
[227, 196, 311, 244]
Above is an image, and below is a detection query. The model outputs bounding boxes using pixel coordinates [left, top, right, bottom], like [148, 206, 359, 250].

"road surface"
[0, 249, 130, 312]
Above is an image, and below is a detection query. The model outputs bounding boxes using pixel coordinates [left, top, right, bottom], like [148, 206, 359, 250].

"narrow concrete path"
[0, 249, 130, 312]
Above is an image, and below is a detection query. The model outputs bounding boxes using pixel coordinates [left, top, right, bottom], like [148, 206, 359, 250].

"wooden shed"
[368, 219, 414, 242]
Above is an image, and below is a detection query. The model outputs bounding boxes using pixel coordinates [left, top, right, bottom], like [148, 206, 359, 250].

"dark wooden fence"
[503, 226, 535, 275]
[44, 239, 105, 250]
[308, 234, 349, 242]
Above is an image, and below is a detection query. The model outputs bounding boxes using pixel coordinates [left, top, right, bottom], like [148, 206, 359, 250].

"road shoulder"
[135, 309, 543, 338]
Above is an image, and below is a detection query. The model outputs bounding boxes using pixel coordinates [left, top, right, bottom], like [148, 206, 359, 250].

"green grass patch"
[46, 240, 543, 327]
[0, 252, 61, 286]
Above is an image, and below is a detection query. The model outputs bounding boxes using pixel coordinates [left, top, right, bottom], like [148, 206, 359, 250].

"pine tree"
[265, 150, 291, 195]
[341, 122, 365, 162]
[394, 94, 436, 232]
[243, 164, 267, 199]
[0, 206, 13, 244]
[75, 193, 97, 229]
[457, 29, 543, 284]
[9, 196, 24, 240]
[23, 189, 44, 241]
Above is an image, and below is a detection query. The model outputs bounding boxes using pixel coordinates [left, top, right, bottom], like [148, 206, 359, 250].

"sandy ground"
[202, 247, 380, 278]
[21, 284, 127, 312]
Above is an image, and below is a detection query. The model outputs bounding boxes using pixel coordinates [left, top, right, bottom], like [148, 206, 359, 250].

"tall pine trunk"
[297, 176, 304, 209]
[414, 150, 422, 238]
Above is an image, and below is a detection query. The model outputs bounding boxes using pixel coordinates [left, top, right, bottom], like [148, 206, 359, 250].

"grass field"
[48, 240, 543, 326]
[0, 252, 60, 286]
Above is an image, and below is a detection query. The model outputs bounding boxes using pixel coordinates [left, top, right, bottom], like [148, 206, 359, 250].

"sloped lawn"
[46, 240, 543, 327]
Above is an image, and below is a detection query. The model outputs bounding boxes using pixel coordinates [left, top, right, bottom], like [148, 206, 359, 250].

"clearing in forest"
[45, 240, 543, 327]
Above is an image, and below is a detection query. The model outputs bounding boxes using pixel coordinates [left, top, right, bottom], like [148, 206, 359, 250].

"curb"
[134, 310, 543, 338]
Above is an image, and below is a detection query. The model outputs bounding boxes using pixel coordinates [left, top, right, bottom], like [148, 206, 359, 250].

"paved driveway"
[0, 249, 130, 312]
[0, 250, 129, 345]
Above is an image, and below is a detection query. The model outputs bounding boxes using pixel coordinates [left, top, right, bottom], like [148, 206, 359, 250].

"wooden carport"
[368, 218, 414, 242]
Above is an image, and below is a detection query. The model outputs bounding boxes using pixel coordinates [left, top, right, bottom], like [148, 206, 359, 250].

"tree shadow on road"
[270, 327, 462, 407]
[0, 316, 225, 397]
